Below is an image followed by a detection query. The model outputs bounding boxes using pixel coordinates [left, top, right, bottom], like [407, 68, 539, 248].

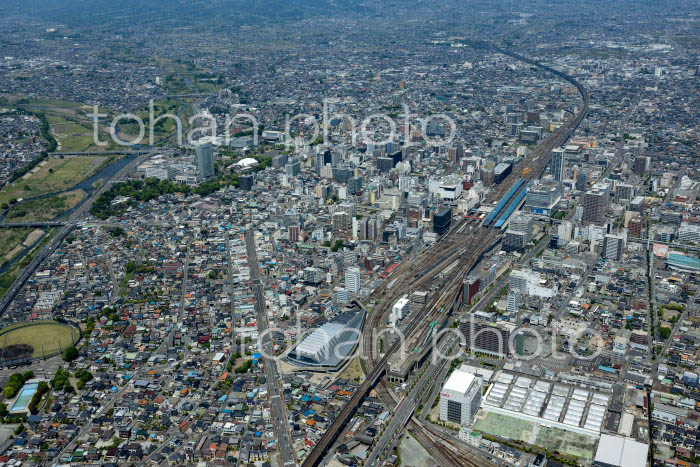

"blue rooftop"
[668, 253, 700, 271]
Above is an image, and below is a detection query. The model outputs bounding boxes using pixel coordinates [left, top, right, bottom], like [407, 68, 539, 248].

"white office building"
[390, 295, 410, 327]
[602, 234, 626, 261]
[439, 369, 483, 427]
[345, 267, 361, 293]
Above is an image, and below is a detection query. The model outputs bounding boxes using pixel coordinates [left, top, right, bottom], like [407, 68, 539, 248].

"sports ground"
[0, 320, 80, 359]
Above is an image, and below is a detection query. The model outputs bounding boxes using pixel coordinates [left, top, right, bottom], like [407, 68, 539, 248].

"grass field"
[5, 189, 87, 223]
[0, 320, 79, 359]
[0, 156, 101, 205]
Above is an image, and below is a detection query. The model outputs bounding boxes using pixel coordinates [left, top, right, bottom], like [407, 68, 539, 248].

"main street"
[245, 228, 297, 467]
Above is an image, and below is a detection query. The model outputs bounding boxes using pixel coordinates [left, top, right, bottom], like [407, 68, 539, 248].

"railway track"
[301, 42, 589, 467]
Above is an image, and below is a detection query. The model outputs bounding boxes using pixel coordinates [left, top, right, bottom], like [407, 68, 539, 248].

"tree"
[63, 346, 79, 362]
[659, 327, 672, 340]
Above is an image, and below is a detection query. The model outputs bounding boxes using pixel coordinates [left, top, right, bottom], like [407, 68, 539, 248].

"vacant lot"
[0, 320, 79, 358]
[0, 156, 101, 205]
[474, 411, 536, 441]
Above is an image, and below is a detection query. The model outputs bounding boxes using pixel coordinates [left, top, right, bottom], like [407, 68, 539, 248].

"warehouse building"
[593, 434, 648, 467]
[482, 372, 611, 437]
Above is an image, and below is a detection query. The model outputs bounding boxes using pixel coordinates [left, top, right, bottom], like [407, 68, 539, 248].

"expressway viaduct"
[301, 43, 589, 467]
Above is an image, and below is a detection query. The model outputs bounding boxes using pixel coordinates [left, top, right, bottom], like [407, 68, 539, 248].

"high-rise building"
[615, 183, 634, 202]
[348, 176, 363, 195]
[463, 275, 481, 306]
[582, 190, 606, 225]
[439, 369, 482, 427]
[288, 225, 300, 243]
[433, 207, 452, 235]
[285, 158, 301, 177]
[448, 145, 464, 165]
[503, 230, 528, 252]
[602, 234, 625, 261]
[551, 148, 565, 182]
[576, 170, 589, 191]
[272, 153, 288, 168]
[239, 174, 254, 191]
[509, 269, 529, 295]
[459, 320, 513, 357]
[628, 216, 643, 238]
[377, 157, 393, 173]
[345, 267, 361, 293]
[507, 291, 522, 314]
[315, 151, 325, 174]
[509, 214, 533, 240]
[632, 156, 651, 175]
[195, 142, 215, 178]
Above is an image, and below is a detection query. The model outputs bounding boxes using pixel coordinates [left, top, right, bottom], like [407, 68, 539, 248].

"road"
[364, 334, 459, 466]
[302, 42, 590, 467]
[245, 228, 297, 467]
[56, 236, 190, 461]
[0, 151, 152, 317]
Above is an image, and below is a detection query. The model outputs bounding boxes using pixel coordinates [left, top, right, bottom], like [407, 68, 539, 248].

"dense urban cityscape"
[0, 1, 698, 466]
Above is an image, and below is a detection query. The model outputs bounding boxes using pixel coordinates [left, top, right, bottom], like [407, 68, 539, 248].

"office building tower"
[433, 207, 452, 235]
[602, 234, 625, 261]
[509, 269, 529, 295]
[272, 153, 288, 168]
[551, 148, 565, 182]
[195, 142, 215, 178]
[348, 176, 363, 195]
[503, 230, 528, 253]
[628, 216, 643, 238]
[285, 158, 301, 177]
[494, 163, 512, 184]
[582, 190, 606, 225]
[576, 170, 589, 191]
[315, 151, 325, 174]
[377, 157, 393, 173]
[615, 183, 634, 202]
[239, 174, 254, 191]
[507, 291, 522, 314]
[440, 369, 483, 427]
[345, 267, 361, 293]
[503, 212, 533, 252]
[632, 156, 651, 175]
